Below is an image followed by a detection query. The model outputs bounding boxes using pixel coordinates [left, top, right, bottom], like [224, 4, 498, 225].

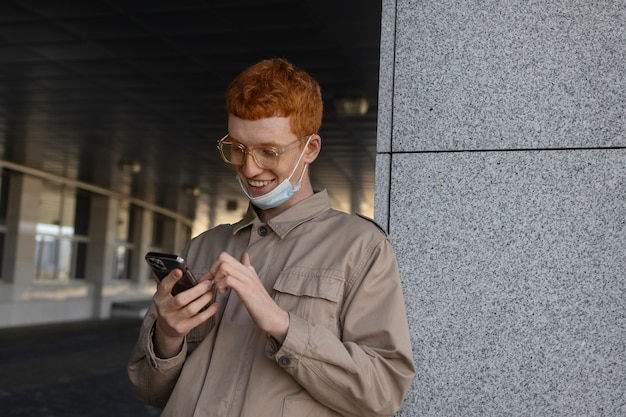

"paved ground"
[0, 317, 161, 417]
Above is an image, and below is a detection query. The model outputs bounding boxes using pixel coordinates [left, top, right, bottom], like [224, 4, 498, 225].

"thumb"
[240, 252, 251, 266]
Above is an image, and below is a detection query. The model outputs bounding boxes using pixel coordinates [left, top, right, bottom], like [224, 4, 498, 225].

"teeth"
[249, 179, 270, 187]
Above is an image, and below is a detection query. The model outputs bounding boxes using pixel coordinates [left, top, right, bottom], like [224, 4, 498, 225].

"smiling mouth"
[246, 178, 276, 195]
[248, 179, 272, 188]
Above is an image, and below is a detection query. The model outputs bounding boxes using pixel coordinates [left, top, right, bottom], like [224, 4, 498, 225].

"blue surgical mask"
[237, 137, 310, 210]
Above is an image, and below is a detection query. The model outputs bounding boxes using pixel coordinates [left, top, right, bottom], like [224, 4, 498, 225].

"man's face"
[227, 115, 307, 200]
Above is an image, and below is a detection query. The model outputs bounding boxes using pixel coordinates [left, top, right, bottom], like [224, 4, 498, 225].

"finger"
[196, 287, 218, 311]
[214, 259, 256, 297]
[171, 279, 214, 307]
[215, 273, 229, 295]
[208, 251, 234, 278]
[240, 252, 251, 266]
[209, 252, 239, 285]
[190, 300, 220, 325]
[179, 285, 219, 322]
[196, 270, 214, 284]
[156, 268, 183, 296]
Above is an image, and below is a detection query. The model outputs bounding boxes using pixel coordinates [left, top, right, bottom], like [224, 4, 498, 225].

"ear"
[303, 134, 321, 164]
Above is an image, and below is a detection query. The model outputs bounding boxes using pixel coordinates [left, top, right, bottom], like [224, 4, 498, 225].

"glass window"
[34, 183, 91, 280]
[34, 234, 57, 280]
[116, 199, 131, 241]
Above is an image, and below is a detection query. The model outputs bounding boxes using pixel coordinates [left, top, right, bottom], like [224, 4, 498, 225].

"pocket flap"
[273, 267, 343, 302]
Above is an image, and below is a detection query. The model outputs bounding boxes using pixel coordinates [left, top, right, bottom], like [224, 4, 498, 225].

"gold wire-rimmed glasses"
[217, 134, 310, 169]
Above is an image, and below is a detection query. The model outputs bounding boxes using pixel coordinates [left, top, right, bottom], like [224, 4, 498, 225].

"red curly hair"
[225, 58, 323, 137]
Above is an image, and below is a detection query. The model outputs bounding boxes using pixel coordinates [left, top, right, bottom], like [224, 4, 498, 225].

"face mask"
[237, 136, 310, 210]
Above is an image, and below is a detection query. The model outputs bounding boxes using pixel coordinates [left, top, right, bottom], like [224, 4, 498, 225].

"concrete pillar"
[85, 195, 119, 318]
[135, 208, 154, 284]
[2, 173, 41, 286]
[377, 0, 625, 415]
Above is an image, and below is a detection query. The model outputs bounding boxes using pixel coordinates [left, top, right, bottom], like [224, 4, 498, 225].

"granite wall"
[375, 1, 625, 415]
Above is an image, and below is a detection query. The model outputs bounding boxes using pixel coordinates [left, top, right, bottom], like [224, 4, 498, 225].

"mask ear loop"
[287, 134, 313, 185]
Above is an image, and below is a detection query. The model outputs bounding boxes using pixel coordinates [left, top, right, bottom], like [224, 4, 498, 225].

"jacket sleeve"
[127, 305, 189, 408]
[267, 234, 416, 417]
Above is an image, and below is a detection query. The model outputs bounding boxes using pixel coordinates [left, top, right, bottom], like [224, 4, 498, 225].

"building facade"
[0, 162, 243, 327]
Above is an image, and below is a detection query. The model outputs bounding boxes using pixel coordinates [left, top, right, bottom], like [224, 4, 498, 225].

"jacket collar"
[233, 189, 331, 239]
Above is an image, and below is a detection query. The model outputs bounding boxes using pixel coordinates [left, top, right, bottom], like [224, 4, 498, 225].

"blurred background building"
[0, 0, 382, 327]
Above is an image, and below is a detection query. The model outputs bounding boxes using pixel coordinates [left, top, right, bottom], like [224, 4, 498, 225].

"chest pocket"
[273, 267, 344, 334]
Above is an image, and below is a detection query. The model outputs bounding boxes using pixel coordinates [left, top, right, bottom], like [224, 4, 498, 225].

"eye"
[259, 148, 279, 158]
[231, 144, 246, 155]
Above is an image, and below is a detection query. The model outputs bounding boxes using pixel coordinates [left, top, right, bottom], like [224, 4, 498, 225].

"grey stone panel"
[391, 0, 626, 152]
[390, 150, 625, 416]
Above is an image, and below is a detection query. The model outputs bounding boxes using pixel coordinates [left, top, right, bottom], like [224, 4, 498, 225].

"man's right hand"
[152, 269, 218, 358]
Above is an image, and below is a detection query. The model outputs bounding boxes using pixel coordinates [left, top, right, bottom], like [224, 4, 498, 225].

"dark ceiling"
[0, 0, 382, 222]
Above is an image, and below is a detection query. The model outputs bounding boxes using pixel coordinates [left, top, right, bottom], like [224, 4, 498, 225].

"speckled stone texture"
[377, 0, 626, 415]
[387, 0, 625, 151]
[391, 151, 625, 416]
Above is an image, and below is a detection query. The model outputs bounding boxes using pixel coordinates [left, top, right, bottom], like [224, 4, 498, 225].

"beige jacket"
[128, 190, 415, 416]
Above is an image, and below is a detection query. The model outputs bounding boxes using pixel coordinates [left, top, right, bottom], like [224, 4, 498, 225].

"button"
[258, 226, 268, 236]
[278, 356, 291, 367]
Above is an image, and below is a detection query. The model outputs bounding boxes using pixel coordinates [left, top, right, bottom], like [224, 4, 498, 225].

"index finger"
[208, 251, 239, 276]
[196, 270, 214, 283]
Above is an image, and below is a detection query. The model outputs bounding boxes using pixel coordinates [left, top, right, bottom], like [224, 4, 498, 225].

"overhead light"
[334, 96, 369, 117]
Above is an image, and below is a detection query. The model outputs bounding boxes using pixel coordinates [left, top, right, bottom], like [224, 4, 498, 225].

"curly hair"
[225, 58, 323, 137]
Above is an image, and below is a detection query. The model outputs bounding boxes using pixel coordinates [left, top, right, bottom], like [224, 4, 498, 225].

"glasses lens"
[219, 135, 289, 169]
[254, 148, 279, 169]
[220, 142, 242, 165]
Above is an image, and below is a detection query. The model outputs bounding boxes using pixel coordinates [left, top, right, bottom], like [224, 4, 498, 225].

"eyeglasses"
[217, 134, 310, 169]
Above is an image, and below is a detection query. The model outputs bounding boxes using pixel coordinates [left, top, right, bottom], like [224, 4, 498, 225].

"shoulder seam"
[354, 212, 387, 235]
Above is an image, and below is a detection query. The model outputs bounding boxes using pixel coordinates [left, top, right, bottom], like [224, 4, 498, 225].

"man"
[128, 58, 415, 416]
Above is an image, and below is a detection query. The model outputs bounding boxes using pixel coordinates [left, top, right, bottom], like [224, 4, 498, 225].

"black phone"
[145, 252, 198, 296]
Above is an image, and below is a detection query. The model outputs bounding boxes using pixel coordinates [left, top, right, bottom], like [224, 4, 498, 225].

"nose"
[240, 152, 263, 177]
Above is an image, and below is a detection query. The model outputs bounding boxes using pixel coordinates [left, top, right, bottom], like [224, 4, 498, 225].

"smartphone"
[145, 252, 198, 296]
